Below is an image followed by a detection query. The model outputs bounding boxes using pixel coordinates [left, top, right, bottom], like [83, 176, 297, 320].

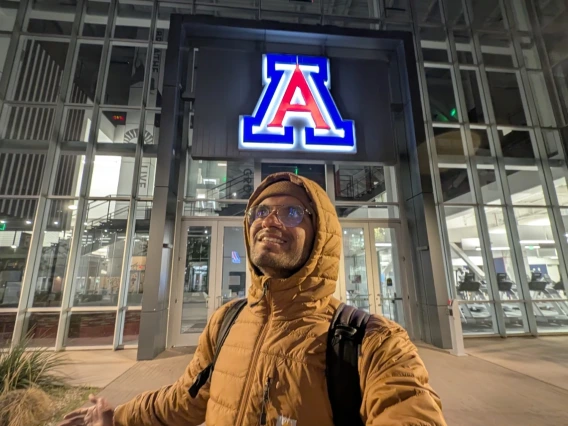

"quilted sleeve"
[359, 317, 447, 426]
[112, 306, 226, 426]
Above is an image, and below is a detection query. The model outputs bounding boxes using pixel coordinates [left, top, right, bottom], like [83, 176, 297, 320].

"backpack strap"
[326, 303, 370, 426]
[189, 298, 248, 398]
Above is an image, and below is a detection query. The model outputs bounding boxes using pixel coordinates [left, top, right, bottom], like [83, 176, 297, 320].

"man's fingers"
[63, 408, 88, 419]
[88, 393, 98, 403]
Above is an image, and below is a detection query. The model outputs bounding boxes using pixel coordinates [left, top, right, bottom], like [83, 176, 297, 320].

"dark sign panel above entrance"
[190, 22, 397, 164]
[239, 54, 356, 154]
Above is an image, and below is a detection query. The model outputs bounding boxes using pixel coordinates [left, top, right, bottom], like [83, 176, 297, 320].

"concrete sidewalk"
[64, 338, 568, 425]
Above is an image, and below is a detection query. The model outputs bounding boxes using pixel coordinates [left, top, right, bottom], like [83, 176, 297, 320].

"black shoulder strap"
[326, 303, 370, 426]
[189, 298, 247, 398]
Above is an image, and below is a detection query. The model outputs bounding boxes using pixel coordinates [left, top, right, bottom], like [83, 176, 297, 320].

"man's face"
[249, 195, 315, 279]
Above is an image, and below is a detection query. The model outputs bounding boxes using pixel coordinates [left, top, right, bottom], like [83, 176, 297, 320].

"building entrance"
[169, 218, 408, 347]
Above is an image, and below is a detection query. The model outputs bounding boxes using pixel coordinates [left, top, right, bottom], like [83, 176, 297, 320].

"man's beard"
[251, 247, 310, 278]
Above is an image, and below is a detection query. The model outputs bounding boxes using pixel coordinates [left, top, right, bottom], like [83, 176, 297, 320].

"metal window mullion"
[54, 0, 118, 351]
[460, 0, 539, 334]
[408, 0, 457, 298]
[439, 3, 508, 334]
[502, 2, 568, 303]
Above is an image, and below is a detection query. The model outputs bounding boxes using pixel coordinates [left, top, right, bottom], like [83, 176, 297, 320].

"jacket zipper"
[235, 281, 272, 426]
[259, 377, 272, 425]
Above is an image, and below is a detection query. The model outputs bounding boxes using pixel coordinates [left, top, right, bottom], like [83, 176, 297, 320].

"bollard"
[448, 299, 467, 356]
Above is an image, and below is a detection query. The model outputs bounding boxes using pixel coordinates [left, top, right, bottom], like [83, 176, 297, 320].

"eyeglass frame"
[246, 204, 313, 227]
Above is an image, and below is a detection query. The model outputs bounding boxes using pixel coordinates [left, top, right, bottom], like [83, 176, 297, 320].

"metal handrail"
[205, 169, 253, 200]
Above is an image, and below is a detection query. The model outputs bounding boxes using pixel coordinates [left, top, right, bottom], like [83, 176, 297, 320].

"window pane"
[1, 105, 55, 141]
[73, 201, 128, 307]
[479, 34, 513, 67]
[127, 202, 151, 306]
[336, 205, 397, 219]
[186, 159, 254, 200]
[70, 43, 103, 104]
[439, 166, 473, 203]
[23, 312, 59, 346]
[420, 27, 448, 62]
[384, 0, 409, 21]
[471, 2, 505, 30]
[543, 129, 563, 160]
[122, 310, 140, 344]
[89, 155, 134, 197]
[528, 72, 556, 128]
[454, 30, 474, 64]
[103, 46, 148, 106]
[143, 111, 160, 145]
[52, 154, 84, 196]
[96, 110, 139, 143]
[219, 227, 246, 307]
[156, 4, 192, 42]
[0, 199, 37, 307]
[32, 200, 77, 307]
[148, 46, 166, 108]
[261, 163, 326, 190]
[27, 0, 75, 35]
[82, 0, 109, 37]
[183, 201, 247, 217]
[342, 227, 371, 313]
[335, 166, 391, 202]
[0, 2, 19, 32]
[551, 168, 568, 206]
[415, 1, 442, 24]
[114, 0, 152, 40]
[0, 313, 16, 344]
[63, 108, 93, 143]
[139, 153, 156, 197]
[498, 129, 535, 159]
[477, 164, 502, 205]
[506, 165, 546, 206]
[12, 39, 68, 102]
[460, 70, 486, 123]
[181, 226, 211, 335]
[0, 153, 45, 196]
[487, 72, 527, 126]
[425, 68, 458, 123]
[434, 128, 464, 156]
[65, 312, 116, 346]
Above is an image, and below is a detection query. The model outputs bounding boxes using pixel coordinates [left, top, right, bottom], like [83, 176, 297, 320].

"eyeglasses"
[247, 205, 311, 228]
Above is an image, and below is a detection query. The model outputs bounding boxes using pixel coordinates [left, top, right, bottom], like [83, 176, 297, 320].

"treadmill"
[496, 273, 523, 327]
[456, 272, 493, 330]
[528, 272, 568, 326]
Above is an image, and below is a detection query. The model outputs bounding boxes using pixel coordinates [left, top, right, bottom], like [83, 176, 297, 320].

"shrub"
[0, 334, 66, 394]
[0, 387, 53, 426]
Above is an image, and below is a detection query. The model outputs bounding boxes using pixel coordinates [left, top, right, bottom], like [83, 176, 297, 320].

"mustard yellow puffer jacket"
[114, 173, 446, 426]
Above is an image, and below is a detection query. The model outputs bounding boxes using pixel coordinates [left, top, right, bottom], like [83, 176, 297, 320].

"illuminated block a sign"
[239, 54, 356, 153]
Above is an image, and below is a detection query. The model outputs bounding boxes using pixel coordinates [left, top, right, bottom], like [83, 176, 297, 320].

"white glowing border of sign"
[238, 54, 356, 153]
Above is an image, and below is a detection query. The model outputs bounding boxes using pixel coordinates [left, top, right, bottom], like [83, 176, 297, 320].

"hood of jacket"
[244, 172, 342, 319]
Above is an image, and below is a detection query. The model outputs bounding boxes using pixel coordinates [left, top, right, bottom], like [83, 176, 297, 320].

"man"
[61, 172, 446, 426]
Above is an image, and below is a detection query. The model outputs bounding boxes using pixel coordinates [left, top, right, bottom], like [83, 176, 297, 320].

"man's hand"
[58, 394, 114, 426]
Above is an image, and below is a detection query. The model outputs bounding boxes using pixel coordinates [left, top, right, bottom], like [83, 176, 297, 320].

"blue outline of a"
[241, 54, 356, 148]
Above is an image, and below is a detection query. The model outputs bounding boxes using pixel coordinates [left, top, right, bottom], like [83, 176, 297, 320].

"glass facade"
[1, 0, 568, 350]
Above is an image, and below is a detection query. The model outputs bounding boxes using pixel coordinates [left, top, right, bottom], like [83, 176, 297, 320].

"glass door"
[170, 220, 248, 347]
[339, 221, 406, 326]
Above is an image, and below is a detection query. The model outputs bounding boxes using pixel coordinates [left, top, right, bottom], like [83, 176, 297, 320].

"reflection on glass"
[0, 152, 45, 195]
[479, 34, 513, 67]
[186, 159, 254, 200]
[334, 165, 390, 202]
[484, 206, 530, 333]
[459, 301, 498, 334]
[32, 200, 77, 307]
[181, 226, 211, 335]
[127, 202, 152, 306]
[335, 205, 397, 219]
[24, 312, 59, 347]
[434, 128, 465, 156]
[71, 44, 103, 103]
[89, 155, 134, 197]
[122, 311, 140, 344]
[487, 73, 527, 126]
[477, 164, 502, 205]
[438, 167, 474, 203]
[0, 199, 36, 307]
[65, 312, 116, 346]
[104, 46, 147, 106]
[183, 202, 247, 217]
[143, 111, 160, 144]
[148, 47, 166, 108]
[82, 0, 109, 37]
[342, 228, 370, 313]
[506, 165, 546, 205]
[454, 31, 474, 64]
[220, 227, 246, 306]
[1, 105, 55, 141]
[261, 163, 326, 190]
[27, 0, 74, 35]
[460, 70, 486, 123]
[0, 313, 16, 344]
[425, 68, 458, 123]
[63, 109, 93, 143]
[73, 201, 128, 307]
[114, 0, 152, 40]
[498, 129, 535, 159]
[12, 40, 68, 102]
[53, 154, 85, 196]
[372, 227, 403, 326]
